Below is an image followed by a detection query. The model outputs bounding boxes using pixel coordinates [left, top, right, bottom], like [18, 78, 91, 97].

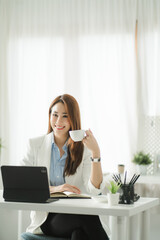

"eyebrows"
[52, 110, 68, 115]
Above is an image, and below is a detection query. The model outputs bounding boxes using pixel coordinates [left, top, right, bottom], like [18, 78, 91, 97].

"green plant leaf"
[132, 151, 152, 165]
[107, 181, 121, 194]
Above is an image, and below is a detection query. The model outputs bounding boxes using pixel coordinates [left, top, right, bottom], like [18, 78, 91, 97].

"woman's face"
[50, 102, 71, 139]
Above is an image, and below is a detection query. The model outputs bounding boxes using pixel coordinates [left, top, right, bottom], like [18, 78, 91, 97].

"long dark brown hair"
[47, 94, 84, 176]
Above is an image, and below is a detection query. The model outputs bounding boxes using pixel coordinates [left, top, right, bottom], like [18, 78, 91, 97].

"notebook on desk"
[1, 165, 58, 203]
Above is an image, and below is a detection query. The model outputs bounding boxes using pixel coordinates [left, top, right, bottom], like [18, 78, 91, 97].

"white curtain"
[137, 0, 160, 173]
[137, 0, 160, 116]
[0, 0, 137, 173]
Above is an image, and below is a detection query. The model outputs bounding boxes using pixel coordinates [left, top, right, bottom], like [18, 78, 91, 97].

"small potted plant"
[132, 151, 152, 175]
[107, 181, 121, 206]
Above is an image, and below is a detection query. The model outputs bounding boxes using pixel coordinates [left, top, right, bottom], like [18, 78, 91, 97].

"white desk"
[0, 191, 159, 240]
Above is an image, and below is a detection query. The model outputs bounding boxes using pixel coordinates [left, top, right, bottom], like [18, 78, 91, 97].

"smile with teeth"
[55, 125, 65, 130]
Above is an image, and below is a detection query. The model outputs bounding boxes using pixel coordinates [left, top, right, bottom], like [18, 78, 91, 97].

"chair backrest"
[21, 232, 70, 240]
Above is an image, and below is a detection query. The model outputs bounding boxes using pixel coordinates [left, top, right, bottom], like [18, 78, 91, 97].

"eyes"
[51, 113, 68, 119]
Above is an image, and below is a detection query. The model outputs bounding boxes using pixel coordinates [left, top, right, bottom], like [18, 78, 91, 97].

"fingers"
[61, 184, 81, 194]
[83, 129, 94, 143]
[83, 130, 91, 143]
[89, 128, 93, 134]
[69, 185, 81, 194]
[49, 184, 81, 194]
[85, 129, 92, 137]
[49, 186, 56, 193]
[83, 129, 100, 157]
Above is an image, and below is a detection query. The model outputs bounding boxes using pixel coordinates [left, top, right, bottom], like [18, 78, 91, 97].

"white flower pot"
[108, 193, 120, 206]
[137, 165, 148, 175]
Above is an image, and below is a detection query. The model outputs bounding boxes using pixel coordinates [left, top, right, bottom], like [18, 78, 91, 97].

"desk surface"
[0, 190, 159, 217]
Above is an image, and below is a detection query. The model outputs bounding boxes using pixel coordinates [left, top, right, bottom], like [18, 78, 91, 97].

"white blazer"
[21, 132, 110, 236]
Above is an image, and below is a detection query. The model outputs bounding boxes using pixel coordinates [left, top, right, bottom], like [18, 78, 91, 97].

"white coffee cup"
[69, 130, 86, 142]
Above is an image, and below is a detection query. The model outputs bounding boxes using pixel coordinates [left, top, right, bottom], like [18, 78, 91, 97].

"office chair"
[21, 232, 70, 240]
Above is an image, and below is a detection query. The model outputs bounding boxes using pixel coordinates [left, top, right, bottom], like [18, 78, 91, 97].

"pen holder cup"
[119, 184, 134, 204]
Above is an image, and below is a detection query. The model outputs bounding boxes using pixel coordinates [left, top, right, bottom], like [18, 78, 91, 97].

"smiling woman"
[47, 95, 84, 176]
[21, 93, 110, 240]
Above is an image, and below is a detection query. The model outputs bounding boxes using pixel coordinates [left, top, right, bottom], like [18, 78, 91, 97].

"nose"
[56, 116, 63, 125]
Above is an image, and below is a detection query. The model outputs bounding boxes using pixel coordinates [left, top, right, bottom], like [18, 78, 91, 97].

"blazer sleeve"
[82, 146, 106, 195]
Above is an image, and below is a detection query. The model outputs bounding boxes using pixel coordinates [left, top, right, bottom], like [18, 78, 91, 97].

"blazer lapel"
[37, 133, 52, 180]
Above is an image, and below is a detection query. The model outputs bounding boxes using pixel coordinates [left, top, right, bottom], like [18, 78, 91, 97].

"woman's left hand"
[82, 129, 100, 158]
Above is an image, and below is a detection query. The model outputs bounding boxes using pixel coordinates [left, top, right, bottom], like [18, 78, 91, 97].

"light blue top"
[50, 134, 68, 186]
